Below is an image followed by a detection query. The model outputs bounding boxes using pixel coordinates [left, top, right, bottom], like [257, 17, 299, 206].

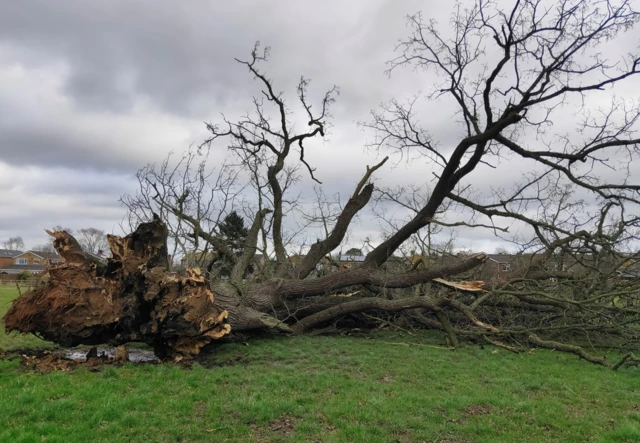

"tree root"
[3, 216, 230, 358]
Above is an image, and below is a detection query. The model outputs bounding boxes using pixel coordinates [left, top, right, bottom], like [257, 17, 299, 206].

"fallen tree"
[4, 0, 640, 366]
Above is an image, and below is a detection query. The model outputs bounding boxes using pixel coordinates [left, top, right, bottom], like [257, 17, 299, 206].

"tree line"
[2, 227, 109, 255]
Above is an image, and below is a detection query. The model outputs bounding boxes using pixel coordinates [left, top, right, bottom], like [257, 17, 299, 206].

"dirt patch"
[16, 349, 124, 372]
[564, 404, 586, 418]
[191, 353, 250, 369]
[269, 413, 296, 436]
[194, 401, 206, 418]
[20, 350, 79, 372]
[426, 440, 476, 443]
[460, 404, 494, 416]
[252, 413, 297, 441]
[389, 428, 416, 442]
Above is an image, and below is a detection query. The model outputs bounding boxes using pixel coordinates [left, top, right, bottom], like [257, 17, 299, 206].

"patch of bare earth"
[426, 440, 477, 443]
[20, 351, 79, 372]
[252, 413, 297, 441]
[194, 401, 206, 418]
[460, 404, 493, 416]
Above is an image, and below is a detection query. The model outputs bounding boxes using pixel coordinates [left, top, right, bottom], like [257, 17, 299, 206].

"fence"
[0, 276, 40, 288]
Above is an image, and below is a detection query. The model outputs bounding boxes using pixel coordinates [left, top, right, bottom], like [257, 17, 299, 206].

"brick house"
[0, 249, 62, 276]
[480, 253, 572, 282]
[479, 254, 528, 282]
[0, 249, 23, 269]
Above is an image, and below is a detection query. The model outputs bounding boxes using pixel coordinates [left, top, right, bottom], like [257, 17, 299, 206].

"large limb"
[527, 334, 639, 370]
[249, 254, 487, 303]
[230, 208, 271, 282]
[293, 159, 388, 279]
[292, 293, 496, 333]
[363, 108, 521, 268]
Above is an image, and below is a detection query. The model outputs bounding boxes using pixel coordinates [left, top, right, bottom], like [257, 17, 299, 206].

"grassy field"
[1, 287, 640, 442]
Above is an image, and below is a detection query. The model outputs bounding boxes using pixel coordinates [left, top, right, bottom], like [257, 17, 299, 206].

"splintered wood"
[432, 278, 486, 292]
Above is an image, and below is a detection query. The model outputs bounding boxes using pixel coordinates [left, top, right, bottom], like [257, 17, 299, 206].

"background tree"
[3, 236, 25, 251]
[120, 148, 246, 272]
[17, 270, 31, 281]
[213, 211, 250, 277]
[219, 211, 249, 253]
[344, 248, 363, 257]
[31, 244, 56, 254]
[76, 228, 108, 254]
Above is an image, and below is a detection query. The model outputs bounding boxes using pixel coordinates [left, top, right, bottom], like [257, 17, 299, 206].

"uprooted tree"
[5, 0, 640, 367]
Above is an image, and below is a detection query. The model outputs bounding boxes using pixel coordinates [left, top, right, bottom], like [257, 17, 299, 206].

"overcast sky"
[1, 0, 638, 254]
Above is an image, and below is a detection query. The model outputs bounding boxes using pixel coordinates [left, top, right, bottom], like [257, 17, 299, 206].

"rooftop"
[0, 249, 23, 258]
[22, 250, 60, 260]
[486, 254, 520, 264]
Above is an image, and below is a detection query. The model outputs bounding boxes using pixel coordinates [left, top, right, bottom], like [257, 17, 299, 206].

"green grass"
[1, 287, 640, 442]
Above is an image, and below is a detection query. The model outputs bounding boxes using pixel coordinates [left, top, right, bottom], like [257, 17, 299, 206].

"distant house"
[480, 254, 526, 282]
[0, 249, 23, 269]
[339, 255, 366, 264]
[0, 249, 62, 276]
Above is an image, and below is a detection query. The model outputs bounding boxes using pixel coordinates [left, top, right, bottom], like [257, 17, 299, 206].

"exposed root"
[3, 215, 230, 358]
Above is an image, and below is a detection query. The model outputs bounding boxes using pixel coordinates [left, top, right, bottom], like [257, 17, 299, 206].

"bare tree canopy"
[3, 236, 25, 251]
[30, 243, 56, 254]
[6, 0, 640, 367]
[76, 228, 108, 254]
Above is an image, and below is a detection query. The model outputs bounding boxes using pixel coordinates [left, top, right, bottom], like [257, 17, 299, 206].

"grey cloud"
[1, 0, 254, 114]
[0, 0, 432, 117]
[0, 163, 132, 247]
[0, 0, 439, 173]
[0, 0, 638, 252]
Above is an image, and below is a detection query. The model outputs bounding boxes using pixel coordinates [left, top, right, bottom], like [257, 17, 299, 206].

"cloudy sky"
[1, 0, 638, 254]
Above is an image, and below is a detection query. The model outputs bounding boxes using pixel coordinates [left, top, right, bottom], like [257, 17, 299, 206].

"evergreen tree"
[219, 211, 248, 252]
